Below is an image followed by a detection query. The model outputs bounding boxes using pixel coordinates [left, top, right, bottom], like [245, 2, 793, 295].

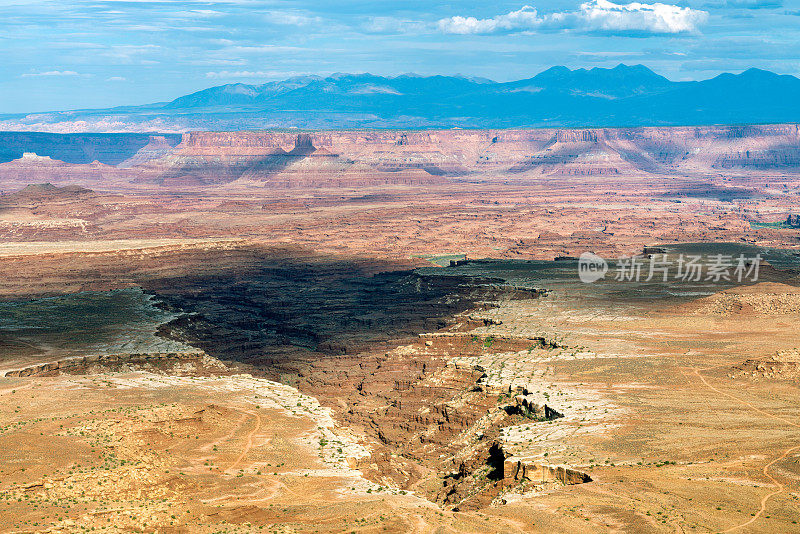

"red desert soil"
[1, 126, 800, 532]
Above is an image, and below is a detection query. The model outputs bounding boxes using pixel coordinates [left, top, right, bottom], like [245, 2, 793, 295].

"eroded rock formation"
[135, 124, 800, 187]
[1, 125, 799, 190]
[0, 132, 181, 165]
[503, 458, 592, 486]
[3, 351, 207, 378]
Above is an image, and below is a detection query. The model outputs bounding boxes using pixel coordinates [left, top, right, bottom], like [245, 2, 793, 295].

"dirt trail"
[226, 409, 262, 474]
[690, 367, 800, 532]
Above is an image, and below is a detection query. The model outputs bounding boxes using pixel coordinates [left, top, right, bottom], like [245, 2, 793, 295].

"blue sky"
[0, 0, 798, 113]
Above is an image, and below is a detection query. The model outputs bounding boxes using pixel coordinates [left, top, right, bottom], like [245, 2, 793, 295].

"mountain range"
[2, 64, 799, 131]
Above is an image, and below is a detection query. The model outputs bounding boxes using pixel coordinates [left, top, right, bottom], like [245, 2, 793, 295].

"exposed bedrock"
[135, 124, 800, 186]
[282, 329, 564, 508]
[0, 242, 591, 508]
[713, 147, 800, 169]
[503, 458, 592, 486]
[0, 153, 140, 189]
[146, 258, 566, 507]
[2, 125, 799, 189]
[3, 351, 206, 378]
[117, 136, 180, 168]
[139, 132, 443, 186]
[0, 132, 181, 165]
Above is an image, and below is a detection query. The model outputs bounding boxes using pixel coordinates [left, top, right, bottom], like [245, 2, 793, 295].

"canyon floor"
[3, 261, 800, 533]
[1, 127, 800, 532]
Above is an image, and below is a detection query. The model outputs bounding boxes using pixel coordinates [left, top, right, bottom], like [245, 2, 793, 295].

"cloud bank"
[437, 0, 709, 35]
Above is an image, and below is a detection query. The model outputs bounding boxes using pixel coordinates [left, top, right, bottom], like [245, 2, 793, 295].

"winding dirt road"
[691, 367, 800, 532]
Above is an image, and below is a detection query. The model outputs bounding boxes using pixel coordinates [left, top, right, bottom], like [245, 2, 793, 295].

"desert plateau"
[0, 121, 798, 532]
[4, 0, 800, 530]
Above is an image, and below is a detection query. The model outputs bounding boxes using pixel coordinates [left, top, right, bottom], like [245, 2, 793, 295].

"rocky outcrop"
[0, 183, 95, 204]
[503, 458, 592, 485]
[555, 130, 599, 143]
[4, 125, 800, 190]
[3, 351, 205, 377]
[145, 258, 554, 504]
[731, 349, 800, 380]
[502, 395, 564, 420]
[192, 124, 799, 179]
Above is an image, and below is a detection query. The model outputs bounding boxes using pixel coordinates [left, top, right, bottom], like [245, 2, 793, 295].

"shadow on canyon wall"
[0, 132, 182, 165]
[146, 253, 532, 369]
[0, 244, 533, 370]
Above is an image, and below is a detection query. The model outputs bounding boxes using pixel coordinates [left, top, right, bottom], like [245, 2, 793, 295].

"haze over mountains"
[2, 64, 800, 132]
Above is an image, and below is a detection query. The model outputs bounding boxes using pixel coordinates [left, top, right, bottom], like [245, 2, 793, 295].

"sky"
[0, 0, 798, 113]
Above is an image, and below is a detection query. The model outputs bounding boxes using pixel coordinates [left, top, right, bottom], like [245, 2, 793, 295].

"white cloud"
[579, 0, 708, 34]
[266, 11, 322, 27]
[183, 9, 222, 17]
[106, 76, 126, 81]
[718, 0, 782, 7]
[124, 24, 168, 32]
[21, 70, 80, 77]
[364, 17, 428, 34]
[437, 1, 708, 35]
[437, 5, 542, 35]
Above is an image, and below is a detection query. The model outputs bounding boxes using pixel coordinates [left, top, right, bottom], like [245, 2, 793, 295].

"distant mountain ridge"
[3, 64, 800, 131]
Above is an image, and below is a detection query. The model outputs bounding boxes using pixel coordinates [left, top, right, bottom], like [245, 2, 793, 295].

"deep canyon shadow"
[147, 253, 532, 369]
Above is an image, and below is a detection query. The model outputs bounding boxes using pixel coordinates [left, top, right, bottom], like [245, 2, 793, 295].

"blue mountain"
[10, 65, 800, 129]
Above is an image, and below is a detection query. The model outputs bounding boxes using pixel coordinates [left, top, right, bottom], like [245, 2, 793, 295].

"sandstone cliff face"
[140, 132, 444, 187]
[604, 124, 800, 172]
[2, 351, 206, 378]
[0, 132, 181, 165]
[118, 136, 181, 168]
[0, 154, 138, 190]
[2, 125, 798, 190]
[503, 458, 591, 485]
[133, 124, 800, 188]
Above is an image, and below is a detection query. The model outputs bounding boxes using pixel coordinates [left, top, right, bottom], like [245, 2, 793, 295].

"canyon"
[3, 124, 800, 187]
[1, 125, 800, 263]
[0, 124, 800, 532]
